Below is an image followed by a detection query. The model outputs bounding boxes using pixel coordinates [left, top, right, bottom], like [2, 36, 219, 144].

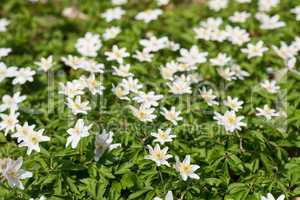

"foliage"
[0, 0, 300, 199]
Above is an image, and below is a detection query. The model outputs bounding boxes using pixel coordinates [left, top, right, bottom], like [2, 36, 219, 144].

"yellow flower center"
[154, 151, 163, 160]
[227, 116, 236, 125]
[159, 132, 167, 140]
[179, 163, 192, 174]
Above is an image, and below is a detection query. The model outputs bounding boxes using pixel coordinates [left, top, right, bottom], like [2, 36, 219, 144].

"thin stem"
[157, 166, 164, 184]
[236, 132, 245, 153]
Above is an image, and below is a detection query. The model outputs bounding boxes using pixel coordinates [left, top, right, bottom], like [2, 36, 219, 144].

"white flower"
[112, 84, 130, 100]
[105, 45, 130, 64]
[210, 53, 232, 67]
[75, 32, 102, 57]
[34, 55, 54, 71]
[140, 36, 168, 52]
[130, 105, 156, 122]
[62, 7, 87, 20]
[29, 195, 46, 200]
[236, 0, 251, 2]
[161, 106, 182, 125]
[103, 26, 121, 40]
[135, 9, 162, 23]
[0, 62, 16, 82]
[19, 128, 50, 155]
[231, 64, 250, 80]
[112, 0, 127, 6]
[0, 111, 19, 135]
[200, 17, 223, 30]
[193, 27, 211, 41]
[225, 25, 250, 46]
[66, 119, 92, 149]
[80, 74, 105, 95]
[256, 13, 285, 30]
[94, 129, 121, 161]
[177, 62, 194, 72]
[256, 105, 280, 120]
[12, 67, 36, 85]
[258, 0, 280, 12]
[178, 45, 207, 67]
[167, 75, 192, 95]
[0, 158, 8, 173]
[0, 18, 10, 32]
[133, 91, 163, 108]
[199, 87, 219, 106]
[213, 111, 247, 132]
[61, 55, 84, 70]
[160, 61, 178, 80]
[2, 157, 32, 190]
[166, 40, 180, 51]
[102, 7, 125, 22]
[229, 11, 251, 23]
[260, 80, 280, 94]
[241, 41, 268, 59]
[59, 80, 85, 98]
[208, 0, 229, 11]
[285, 57, 296, 70]
[79, 59, 105, 74]
[291, 6, 300, 21]
[145, 144, 172, 167]
[153, 191, 173, 200]
[156, 0, 169, 6]
[224, 96, 244, 112]
[292, 37, 300, 52]
[112, 64, 133, 77]
[217, 67, 235, 81]
[66, 96, 91, 115]
[0, 92, 26, 112]
[120, 77, 143, 93]
[0, 48, 11, 58]
[272, 42, 297, 60]
[175, 155, 200, 181]
[133, 49, 154, 62]
[261, 193, 285, 200]
[11, 122, 35, 143]
[188, 73, 203, 83]
[151, 128, 176, 145]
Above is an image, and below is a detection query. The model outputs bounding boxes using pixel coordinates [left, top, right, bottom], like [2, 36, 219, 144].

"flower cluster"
[0, 0, 299, 199]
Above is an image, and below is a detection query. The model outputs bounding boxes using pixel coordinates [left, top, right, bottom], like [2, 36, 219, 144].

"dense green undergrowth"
[0, 0, 300, 199]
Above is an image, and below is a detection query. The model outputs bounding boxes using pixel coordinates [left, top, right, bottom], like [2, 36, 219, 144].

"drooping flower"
[256, 105, 280, 120]
[94, 130, 121, 161]
[1, 157, 32, 190]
